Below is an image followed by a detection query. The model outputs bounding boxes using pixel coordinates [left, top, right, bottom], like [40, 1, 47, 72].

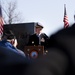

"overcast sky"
[2, 0, 75, 36]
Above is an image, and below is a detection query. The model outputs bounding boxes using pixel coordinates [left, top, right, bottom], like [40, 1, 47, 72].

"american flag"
[0, 4, 4, 38]
[63, 4, 69, 28]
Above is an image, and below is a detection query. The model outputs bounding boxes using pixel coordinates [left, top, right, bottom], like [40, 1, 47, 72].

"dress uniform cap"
[35, 23, 44, 29]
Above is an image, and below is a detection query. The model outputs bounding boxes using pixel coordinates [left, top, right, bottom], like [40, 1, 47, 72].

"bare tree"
[3, 1, 23, 24]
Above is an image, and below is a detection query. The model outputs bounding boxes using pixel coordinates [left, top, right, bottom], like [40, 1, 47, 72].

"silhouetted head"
[2, 30, 16, 45]
[2, 30, 15, 40]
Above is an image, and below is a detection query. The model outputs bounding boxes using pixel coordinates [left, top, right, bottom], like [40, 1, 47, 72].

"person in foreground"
[0, 45, 30, 75]
[0, 30, 25, 57]
[25, 23, 75, 75]
[0, 30, 31, 75]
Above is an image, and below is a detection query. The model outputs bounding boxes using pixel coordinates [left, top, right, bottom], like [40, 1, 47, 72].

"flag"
[0, 4, 4, 38]
[63, 4, 69, 28]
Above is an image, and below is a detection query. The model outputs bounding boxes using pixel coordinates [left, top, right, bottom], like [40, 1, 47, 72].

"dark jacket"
[27, 34, 40, 46]
[40, 33, 49, 49]
[27, 33, 49, 48]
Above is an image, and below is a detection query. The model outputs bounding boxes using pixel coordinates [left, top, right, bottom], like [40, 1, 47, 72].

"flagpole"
[64, 4, 66, 17]
[74, 11, 75, 23]
[0, 0, 1, 6]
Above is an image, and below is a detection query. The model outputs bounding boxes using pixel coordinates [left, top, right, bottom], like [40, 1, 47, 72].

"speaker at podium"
[24, 46, 44, 59]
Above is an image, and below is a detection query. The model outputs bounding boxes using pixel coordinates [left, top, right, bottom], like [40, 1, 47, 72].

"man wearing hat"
[27, 23, 47, 46]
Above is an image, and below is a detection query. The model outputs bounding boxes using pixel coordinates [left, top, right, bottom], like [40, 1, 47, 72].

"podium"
[24, 46, 44, 59]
